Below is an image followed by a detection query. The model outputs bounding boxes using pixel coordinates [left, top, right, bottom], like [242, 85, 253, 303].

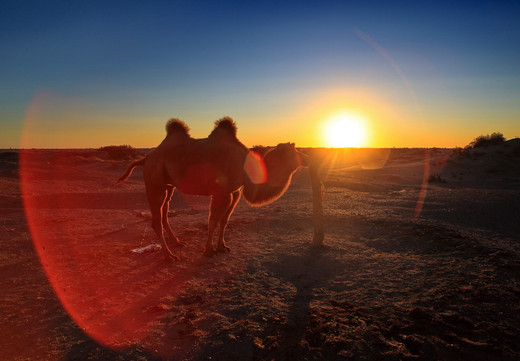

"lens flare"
[244, 151, 267, 184]
[19, 93, 210, 357]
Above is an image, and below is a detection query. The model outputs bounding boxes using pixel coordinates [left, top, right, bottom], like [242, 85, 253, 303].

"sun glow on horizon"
[323, 111, 368, 148]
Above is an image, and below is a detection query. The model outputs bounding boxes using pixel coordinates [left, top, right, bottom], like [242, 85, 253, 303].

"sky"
[1, 0, 519, 148]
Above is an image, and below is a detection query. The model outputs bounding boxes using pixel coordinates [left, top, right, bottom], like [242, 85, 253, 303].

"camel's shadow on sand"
[267, 246, 344, 357]
[192, 244, 346, 360]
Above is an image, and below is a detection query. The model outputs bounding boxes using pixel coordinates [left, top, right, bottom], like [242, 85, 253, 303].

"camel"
[117, 117, 309, 260]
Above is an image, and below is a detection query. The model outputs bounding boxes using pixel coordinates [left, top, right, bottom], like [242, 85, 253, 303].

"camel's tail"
[116, 157, 146, 184]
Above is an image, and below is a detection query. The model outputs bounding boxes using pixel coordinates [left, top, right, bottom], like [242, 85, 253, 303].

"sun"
[323, 111, 368, 148]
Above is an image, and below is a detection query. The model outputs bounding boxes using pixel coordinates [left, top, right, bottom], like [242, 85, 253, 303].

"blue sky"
[1, 0, 519, 148]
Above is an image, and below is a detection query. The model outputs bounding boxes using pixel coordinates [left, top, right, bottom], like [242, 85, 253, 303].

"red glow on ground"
[18, 150, 195, 351]
[20, 150, 138, 346]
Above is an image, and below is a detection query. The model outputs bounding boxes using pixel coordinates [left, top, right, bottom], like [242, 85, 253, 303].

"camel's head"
[267, 143, 309, 171]
[243, 143, 309, 205]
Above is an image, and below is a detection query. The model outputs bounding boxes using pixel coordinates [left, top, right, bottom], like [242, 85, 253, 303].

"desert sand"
[1, 142, 519, 360]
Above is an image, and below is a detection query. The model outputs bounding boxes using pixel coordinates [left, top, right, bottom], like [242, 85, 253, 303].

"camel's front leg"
[161, 185, 186, 248]
[205, 192, 232, 257]
[216, 189, 241, 253]
[147, 187, 179, 261]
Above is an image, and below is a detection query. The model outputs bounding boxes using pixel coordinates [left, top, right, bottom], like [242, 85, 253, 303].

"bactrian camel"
[117, 117, 308, 260]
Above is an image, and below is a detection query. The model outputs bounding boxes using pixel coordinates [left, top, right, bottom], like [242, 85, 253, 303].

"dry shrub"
[453, 133, 507, 158]
[466, 132, 505, 149]
[98, 145, 139, 160]
[250, 145, 271, 157]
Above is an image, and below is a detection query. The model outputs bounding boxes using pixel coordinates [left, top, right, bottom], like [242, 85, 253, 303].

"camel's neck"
[242, 157, 296, 206]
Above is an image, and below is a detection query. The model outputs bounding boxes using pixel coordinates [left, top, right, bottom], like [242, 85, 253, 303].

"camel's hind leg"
[161, 185, 186, 248]
[147, 186, 179, 261]
[216, 189, 241, 253]
[205, 192, 233, 257]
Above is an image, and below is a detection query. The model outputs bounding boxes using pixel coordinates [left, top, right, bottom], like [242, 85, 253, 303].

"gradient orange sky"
[2, 1, 520, 149]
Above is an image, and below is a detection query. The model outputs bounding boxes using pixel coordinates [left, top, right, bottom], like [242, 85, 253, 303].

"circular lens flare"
[244, 151, 267, 184]
[19, 92, 208, 358]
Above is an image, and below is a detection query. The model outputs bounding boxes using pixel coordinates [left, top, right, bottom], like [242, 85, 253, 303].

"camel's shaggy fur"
[166, 118, 190, 136]
[117, 117, 308, 260]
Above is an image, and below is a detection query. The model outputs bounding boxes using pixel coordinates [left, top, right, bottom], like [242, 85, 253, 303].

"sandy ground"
[1, 142, 519, 360]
